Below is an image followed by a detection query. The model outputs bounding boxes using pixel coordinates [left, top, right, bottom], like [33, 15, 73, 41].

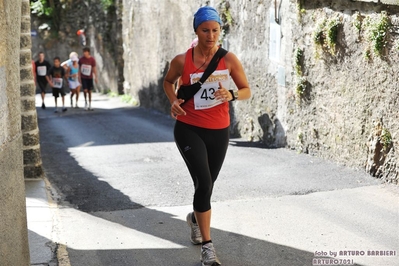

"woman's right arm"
[65, 67, 71, 79]
[163, 54, 186, 118]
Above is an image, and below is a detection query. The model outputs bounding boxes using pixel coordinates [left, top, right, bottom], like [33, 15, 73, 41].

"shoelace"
[193, 225, 201, 236]
[202, 244, 216, 261]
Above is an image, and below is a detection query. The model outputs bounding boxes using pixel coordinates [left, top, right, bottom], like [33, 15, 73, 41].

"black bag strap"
[176, 47, 228, 102]
[198, 47, 228, 85]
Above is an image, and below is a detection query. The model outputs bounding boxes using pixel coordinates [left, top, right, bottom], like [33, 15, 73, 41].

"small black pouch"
[176, 47, 228, 103]
[176, 83, 201, 101]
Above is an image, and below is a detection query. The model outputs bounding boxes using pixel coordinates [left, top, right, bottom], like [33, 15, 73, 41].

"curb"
[43, 177, 71, 266]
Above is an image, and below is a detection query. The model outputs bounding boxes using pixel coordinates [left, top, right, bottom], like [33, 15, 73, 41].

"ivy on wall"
[313, 17, 341, 56]
[218, 0, 234, 41]
[364, 12, 391, 59]
[293, 47, 308, 102]
[293, 1, 397, 182]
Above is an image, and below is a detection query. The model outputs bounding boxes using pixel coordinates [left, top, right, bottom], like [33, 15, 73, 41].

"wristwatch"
[229, 90, 238, 101]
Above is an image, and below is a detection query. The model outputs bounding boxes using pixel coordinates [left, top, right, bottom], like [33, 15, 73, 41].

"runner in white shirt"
[35, 52, 52, 109]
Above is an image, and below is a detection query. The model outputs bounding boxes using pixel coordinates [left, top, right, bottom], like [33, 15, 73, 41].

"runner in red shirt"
[163, 6, 251, 266]
[78, 47, 97, 110]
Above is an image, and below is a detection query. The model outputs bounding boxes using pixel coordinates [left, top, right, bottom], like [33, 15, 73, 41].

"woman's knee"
[194, 194, 212, 212]
[193, 184, 213, 211]
[195, 184, 212, 198]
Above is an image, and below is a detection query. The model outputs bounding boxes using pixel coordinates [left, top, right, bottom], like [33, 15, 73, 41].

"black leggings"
[174, 121, 229, 212]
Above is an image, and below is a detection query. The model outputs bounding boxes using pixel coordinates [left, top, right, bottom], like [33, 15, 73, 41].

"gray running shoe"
[201, 242, 221, 266]
[186, 212, 202, 245]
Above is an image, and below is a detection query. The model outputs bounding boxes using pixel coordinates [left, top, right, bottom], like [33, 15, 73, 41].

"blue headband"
[193, 6, 221, 31]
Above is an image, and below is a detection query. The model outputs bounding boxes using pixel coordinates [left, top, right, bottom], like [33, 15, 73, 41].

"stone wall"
[122, 0, 398, 183]
[121, 0, 287, 141]
[29, 0, 398, 183]
[122, 0, 199, 113]
[283, 0, 399, 184]
[0, 0, 31, 264]
[22, 0, 43, 178]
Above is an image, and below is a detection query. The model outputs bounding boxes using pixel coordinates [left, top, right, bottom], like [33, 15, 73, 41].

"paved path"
[27, 92, 399, 266]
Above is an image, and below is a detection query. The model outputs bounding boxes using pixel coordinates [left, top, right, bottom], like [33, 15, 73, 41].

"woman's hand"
[214, 82, 232, 102]
[171, 99, 186, 119]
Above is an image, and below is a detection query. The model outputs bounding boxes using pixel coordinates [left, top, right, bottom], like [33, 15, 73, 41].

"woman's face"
[196, 21, 221, 48]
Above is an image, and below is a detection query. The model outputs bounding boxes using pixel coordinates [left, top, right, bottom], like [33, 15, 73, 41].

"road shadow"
[28, 229, 57, 265]
[36, 105, 176, 147]
[37, 107, 367, 266]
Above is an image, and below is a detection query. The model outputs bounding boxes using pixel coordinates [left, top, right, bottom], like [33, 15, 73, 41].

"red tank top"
[177, 47, 230, 129]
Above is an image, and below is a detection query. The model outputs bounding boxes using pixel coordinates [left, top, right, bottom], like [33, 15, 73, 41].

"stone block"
[21, 98, 36, 112]
[20, 34, 32, 49]
[20, 20, 30, 33]
[21, 1, 31, 16]
[23, 132, 40, 147]
[24, 164, 44, 178]
[20, 49, 32, 67]
[20, 67, 33, 82]
[21, 113, 38, 132]
[23, 148, 41, 165]
[20, 82, 36, 97]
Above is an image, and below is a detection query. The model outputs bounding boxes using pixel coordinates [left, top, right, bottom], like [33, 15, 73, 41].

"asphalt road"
[37, 93, 399, 266]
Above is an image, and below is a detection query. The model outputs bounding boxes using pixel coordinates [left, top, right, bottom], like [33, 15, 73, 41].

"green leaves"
[380, 127, 392, 151]
[313, 17, 341, 55]
[30, 0, 53, 18]
[364, 12, 390, 57]
[101, 0, 114, 10]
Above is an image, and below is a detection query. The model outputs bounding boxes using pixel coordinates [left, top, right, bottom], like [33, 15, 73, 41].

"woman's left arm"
[227, 52, 251, 100]
[215, 52, 251, 101]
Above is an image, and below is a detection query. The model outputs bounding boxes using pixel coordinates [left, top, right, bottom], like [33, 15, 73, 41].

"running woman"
[35, 52, 52, 109]
[163, 6, 251, 266]
[78, 47, 97, 110]
[66, 55, 81, 108]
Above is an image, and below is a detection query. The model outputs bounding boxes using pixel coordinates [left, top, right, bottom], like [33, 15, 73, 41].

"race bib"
[81, 64, 92, 76]
[191, 70, 230, 110]
[52, 78, 63, 89]
[37, 66, 47, 76]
